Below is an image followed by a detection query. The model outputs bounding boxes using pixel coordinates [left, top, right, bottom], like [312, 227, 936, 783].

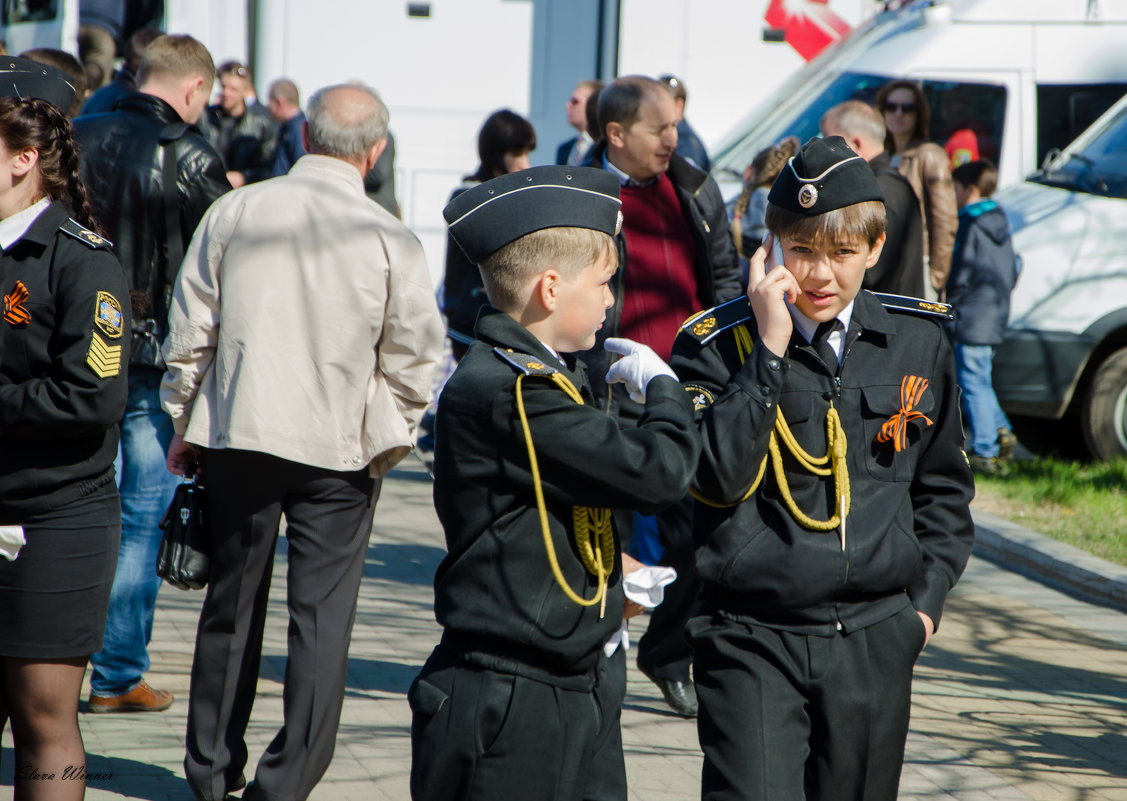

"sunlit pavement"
[3, 457, 1124, 800]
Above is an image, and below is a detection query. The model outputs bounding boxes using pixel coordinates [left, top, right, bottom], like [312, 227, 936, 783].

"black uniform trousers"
[410, 646, 627, 801]
[184, 449, 379, 801]
[689, 604, 927, 801]
[636, 495, 699, 681]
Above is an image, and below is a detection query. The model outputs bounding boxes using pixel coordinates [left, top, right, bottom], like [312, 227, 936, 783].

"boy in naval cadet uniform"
[670, 136, 975, 801]
[410, 165, 701, 801]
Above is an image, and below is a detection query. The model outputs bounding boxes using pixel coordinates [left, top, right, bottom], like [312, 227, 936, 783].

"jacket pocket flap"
[861, 383, 935, 417]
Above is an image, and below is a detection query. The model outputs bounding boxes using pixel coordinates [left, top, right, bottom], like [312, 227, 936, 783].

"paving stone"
[2, 459, 1123, 800]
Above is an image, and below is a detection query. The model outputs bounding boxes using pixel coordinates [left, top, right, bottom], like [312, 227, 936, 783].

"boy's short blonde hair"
[764, 199, 886, 248]
[479, 226, 616, 312]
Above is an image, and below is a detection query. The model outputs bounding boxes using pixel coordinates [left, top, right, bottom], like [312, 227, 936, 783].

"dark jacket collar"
[475, 307, 587, 381]
[17, 202, 70, 249]
[850, 289, 898, 338]
[585, 140, 708, 198]
[115, 92, 186, 126]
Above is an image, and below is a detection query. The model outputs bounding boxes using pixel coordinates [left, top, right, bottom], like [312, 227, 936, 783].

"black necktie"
[813, 319, 841, 372]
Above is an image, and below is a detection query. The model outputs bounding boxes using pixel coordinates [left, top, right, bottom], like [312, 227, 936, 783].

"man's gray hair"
[305, 83, 389, 160]
[821, 100, 886, 147]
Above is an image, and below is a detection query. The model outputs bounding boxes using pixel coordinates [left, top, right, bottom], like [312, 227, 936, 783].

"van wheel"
[1080, 347, 1127, 460]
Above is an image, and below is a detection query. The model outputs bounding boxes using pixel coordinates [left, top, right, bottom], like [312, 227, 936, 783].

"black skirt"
[0, 481, 121, 659]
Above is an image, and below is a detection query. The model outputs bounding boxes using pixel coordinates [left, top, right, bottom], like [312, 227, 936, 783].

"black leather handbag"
[156, 476, 209, 590]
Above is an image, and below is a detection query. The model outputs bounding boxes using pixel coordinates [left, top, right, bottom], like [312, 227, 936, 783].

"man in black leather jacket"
[74, 33, 231, 717]
[198, 61, 277, 188]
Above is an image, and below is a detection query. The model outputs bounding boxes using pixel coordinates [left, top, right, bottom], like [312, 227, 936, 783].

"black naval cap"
[444, 165, 622, 264]
[768, 135, 883, 215]
[0, 56, 77, 111]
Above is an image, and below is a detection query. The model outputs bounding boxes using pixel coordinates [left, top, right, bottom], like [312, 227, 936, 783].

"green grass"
[971, 457, 1127, 567]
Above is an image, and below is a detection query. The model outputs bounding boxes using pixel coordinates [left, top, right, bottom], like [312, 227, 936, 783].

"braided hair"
[0, 96, 100, 233]
[732, 136, 799, 255]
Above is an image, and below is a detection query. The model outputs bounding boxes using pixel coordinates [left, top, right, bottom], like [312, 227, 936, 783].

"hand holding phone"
[747, 233, 797, 357]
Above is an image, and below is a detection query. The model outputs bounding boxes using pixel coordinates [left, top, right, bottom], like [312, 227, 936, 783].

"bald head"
[305, 83, 389, 163]
[819, 100, 886, 162]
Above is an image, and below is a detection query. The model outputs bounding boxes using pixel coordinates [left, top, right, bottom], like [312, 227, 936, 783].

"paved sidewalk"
[2, 458, 1125, 800]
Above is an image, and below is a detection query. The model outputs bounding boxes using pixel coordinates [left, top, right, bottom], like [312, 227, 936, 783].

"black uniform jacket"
[431, 310, 701, 686]
[670, 290, 974, 634]
[0, 203, 130, 520]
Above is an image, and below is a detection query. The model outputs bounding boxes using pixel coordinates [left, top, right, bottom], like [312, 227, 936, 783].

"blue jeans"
[89, 369, 181, 696]
[953, 343, 1012, 458]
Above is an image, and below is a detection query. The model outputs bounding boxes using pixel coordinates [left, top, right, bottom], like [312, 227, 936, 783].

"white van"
[710, 0, 1127, 193]
[992, 93, 1127, 460]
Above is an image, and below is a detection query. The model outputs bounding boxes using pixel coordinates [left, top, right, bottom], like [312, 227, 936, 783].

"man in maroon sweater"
[582, 75, 740, 717]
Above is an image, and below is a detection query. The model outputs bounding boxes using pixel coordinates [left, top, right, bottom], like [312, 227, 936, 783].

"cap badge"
[798, 184, 818, 209]
[614, 210, 624, 236]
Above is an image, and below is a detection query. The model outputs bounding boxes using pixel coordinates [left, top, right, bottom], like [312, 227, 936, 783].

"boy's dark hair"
[469, 109, 536, 182]
[764, 200, 886, 248]
[951, 159, 998, 198]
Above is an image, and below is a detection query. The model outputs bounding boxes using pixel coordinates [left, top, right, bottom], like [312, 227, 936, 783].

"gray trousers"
[185, 448, 379, 801]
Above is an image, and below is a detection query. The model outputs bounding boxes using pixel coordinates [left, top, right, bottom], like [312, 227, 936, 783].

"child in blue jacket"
[946, 159, 1020, 473]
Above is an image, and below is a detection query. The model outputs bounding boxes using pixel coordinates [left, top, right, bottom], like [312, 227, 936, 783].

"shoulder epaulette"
[871, 292, 955, 321]
[493, 347, 560, 376]
[60, 219, 113, 250]
[679, 297, 753, 345]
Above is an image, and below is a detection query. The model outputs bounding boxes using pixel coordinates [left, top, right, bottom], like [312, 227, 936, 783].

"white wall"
[167, 0, 534, 289]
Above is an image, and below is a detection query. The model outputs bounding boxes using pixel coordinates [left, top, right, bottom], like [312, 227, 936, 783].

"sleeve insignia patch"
[86, 332, 123, 378]
[94, 291, 124, 338]
[684, 384, 715, 411]
[3, 280, 31, 326]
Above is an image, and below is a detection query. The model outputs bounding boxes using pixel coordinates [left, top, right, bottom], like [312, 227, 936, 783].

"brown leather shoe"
[87, 679, 174, 713]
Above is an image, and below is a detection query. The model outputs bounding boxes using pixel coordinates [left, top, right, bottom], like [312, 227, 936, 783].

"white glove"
[604, 337, 677, 403]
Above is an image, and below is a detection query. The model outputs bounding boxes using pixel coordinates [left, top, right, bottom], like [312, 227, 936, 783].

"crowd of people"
[0, 21, 1018, 801]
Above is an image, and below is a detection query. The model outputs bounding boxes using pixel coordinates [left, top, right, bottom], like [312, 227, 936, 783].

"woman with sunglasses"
[876, 79, 958, 300]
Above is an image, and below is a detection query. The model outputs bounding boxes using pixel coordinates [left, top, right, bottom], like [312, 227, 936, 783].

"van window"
[711, 71, 1007, 180]
[1032, 100, 1127, 199]
[2, 0, 58, 24]
[1036, 84, 1127, 167]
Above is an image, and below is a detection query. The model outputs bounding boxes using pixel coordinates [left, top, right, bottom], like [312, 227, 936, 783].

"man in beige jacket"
[161, 83, 443, 801]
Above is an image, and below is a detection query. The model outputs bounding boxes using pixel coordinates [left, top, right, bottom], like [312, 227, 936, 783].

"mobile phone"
[769, 237, 785, 270]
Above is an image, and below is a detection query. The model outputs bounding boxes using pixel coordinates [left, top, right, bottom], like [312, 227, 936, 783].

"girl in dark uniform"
[0, 95, 130, 801]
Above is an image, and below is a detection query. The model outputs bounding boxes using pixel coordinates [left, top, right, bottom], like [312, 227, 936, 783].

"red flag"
[765, 0, 852, 62]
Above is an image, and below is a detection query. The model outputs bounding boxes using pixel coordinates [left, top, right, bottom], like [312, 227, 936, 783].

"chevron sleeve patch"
[86, 332, 123, 378]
